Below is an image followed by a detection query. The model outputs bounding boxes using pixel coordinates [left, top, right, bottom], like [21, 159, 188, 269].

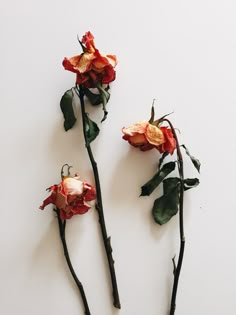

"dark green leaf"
[83, 88, 102, 106]
[96, 83, 110, 122]
[182, 145, 201, 173]
[184, 178, 200, 191]
[158, 151, 169, 168]
[152, 177, 180, 225]
[141, 162, 176, 196]
[84, 113, 100, 144]
[163, 177, 180, 193]
[60, 89, 76, 131]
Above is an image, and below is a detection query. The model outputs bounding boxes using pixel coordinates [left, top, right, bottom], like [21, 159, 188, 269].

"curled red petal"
[39, 193, 56, 210]
[82, 31, 96, 52]
[62, 58, 78, 73]
[84, 185, 96, 201]
[102, 65, 116, 84]
[158, 127, 176, 155]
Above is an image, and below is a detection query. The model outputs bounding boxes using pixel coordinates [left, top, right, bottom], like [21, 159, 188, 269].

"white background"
[1, 1, 236, 314]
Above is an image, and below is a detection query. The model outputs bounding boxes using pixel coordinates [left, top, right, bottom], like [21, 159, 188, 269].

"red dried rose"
[62, 31, 117, 88]
[40, 175, 96, 220]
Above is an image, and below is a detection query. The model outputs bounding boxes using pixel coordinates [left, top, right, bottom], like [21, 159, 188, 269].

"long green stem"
[163, 119, 185, 315]
[75, 86, 121, 309]
[55, 209, 91, 315]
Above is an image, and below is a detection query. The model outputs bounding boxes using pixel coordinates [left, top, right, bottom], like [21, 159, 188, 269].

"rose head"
[63, 31, 117, 88]
[122, 121, 176, 154]
[40, 175, 96, 220]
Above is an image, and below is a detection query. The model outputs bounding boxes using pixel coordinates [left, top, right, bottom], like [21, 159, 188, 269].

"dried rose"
[63, 31, 117, 88]
[122, 121, 176, 154]
[40, 175, 96, 220]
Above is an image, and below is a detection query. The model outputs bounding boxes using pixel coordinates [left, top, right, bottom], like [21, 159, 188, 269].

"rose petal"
[102, 65, 116, 84]
[145, 124, 165, 146]
[62, 57, 79, 73]
[92, 55, 110, 69]
[39, 193, 56, 210]
[83, 184, 96, 201]
[75, 53, 96, 73]
[106, 55, 118, 67]
[122, 121, 149, 136]
[63, 178, 84, 195]
[127, 134, 148, 146]
[159, 127, 176, 155]
[82, 31, 96, 52]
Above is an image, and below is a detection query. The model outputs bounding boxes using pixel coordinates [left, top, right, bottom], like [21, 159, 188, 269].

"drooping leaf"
[184, 178, 200, 191]
[60, 89, 76, 131]
[83, 87, 102, 106]
[158, 151, 169, 168]
[141, 162, 176, 196]
[182, 145, 201, 173]
[152, 177, 180, 225]
[84, 112, 100, 144]
[96, 83, 110, 122]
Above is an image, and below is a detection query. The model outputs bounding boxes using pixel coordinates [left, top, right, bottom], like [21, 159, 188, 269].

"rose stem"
[75, 85, 121, 309]
[55, 208, 91, 315]
[163, 119, 185, 315]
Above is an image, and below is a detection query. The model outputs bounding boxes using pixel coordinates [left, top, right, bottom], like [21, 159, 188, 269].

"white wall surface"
[1, 1, 236, 314]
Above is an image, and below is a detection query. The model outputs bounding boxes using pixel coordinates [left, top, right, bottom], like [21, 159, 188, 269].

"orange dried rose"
[122, 121, 176, 154]
[40, 175, 96, 220]
[63, 31, 117, 88]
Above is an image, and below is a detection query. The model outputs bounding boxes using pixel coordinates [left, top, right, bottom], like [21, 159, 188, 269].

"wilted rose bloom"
[122, 121, 176, 154]
[40, 175, 96, 220]
[63, 31, 117, 88]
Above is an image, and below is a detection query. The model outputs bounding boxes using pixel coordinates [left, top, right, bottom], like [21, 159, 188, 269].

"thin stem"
[163, 119, 185, 315]
[75, 85, 121, 309]
[55, 208, 91, 315]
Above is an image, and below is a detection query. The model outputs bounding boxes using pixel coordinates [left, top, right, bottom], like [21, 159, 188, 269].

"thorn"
[172, 255, 177, 275]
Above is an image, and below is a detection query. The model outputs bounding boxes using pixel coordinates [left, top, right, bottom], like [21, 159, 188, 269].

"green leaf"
[158, 151, 169, 168]
[60, 89, 76, 131]
[152, 177, 180, 225]
[96, 83, 110, 122]
[184, 178, 200, 191]
[163, 177, 180, 194]
[83, 88, 102, 106]
[84, 113, 100, 144]
[141, 162, 176, 196]
[182, 145, 201, 173]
